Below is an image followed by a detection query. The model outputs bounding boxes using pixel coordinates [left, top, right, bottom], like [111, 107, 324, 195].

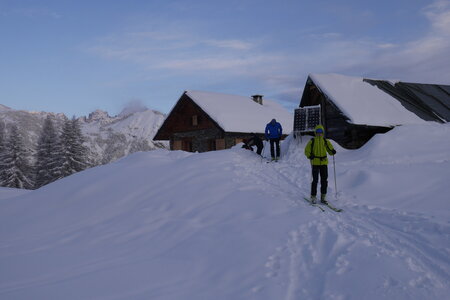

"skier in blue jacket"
[265, 119, 283, 161]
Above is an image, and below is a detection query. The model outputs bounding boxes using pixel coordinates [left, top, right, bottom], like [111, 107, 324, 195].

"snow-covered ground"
[0, 122, 449, 300]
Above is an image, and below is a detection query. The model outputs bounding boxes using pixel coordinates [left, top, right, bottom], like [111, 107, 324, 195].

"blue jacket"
[265, 121, 282, 139]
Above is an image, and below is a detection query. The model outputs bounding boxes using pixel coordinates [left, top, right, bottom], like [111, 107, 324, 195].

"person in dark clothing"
[245, 133, 264, 155]
[265, 119, 283, 161]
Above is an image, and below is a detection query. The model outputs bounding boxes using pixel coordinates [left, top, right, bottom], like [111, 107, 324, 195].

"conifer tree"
[0, 122, 6, 184]
[35, 116, 63, 188]
[70, 117, 89, 172]
[0, 122, 5, 153]
[60, 117, 89, 177]
[59, 118, 72, 177]
[0, 125, 34, 189]
[59, 117, 74, 177]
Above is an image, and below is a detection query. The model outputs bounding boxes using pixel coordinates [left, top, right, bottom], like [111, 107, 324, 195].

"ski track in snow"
[231, 148, 450, 300]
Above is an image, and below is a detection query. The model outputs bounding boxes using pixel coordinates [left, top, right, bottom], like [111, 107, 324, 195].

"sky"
[1, 0, 449, 117]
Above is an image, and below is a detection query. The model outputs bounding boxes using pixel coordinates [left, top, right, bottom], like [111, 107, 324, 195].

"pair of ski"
[261, 157, 279, 163]
[266, 159, 279, 163]
[303, 197, 343, 212]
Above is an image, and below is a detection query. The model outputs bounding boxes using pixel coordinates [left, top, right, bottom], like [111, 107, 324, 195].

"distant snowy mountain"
[78, 108, 168, 164]
[0, 105, 168, 165]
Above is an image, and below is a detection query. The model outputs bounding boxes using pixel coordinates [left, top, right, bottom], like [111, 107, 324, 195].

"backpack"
[309, 137, 332, 159]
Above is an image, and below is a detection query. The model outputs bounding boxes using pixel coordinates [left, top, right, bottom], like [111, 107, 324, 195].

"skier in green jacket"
[304, 125, 336, 204]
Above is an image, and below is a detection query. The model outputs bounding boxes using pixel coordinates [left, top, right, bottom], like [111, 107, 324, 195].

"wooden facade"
[300, 78, 391, 149]
[154, 93, 266, 152]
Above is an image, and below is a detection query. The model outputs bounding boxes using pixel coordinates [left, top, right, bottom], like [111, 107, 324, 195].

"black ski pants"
[256, 145, 263, 155]
[269, 138, 280, 158]
[311, 165, 328, 196]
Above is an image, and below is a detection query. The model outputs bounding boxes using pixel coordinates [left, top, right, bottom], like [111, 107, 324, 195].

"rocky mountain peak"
[0, 104, 12, 111]
[0, 104, 168, 166]
[87, 109, 110, 121]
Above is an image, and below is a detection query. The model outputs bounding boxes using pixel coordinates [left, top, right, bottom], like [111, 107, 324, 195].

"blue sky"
[1, 0, 449, 117]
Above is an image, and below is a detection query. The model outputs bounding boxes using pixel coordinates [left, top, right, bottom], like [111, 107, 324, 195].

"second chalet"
[298, 73, 450, 149]
[154, 90, 294, 152]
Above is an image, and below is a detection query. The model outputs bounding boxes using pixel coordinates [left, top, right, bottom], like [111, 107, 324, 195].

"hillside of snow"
[0, 122, 449, 299]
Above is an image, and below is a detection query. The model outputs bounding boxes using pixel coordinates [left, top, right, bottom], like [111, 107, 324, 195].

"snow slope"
[0, 123, 449, 300]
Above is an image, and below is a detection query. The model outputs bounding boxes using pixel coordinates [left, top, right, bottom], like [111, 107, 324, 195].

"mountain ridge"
[0, 104, 168, 166]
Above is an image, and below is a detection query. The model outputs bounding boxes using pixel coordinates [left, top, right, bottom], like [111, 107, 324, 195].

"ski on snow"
[303, 197, 343, 212]
[263, 158, 279, 163]
[303, 197, 325, 212]
[321, 202, 343, 212]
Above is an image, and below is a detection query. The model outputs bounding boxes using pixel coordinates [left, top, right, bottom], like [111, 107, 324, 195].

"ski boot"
[320, 194, 328, 205]
[310, 195, 317, 204]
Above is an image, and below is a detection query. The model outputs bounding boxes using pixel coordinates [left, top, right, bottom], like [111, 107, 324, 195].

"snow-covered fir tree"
[0, 122, 5, 153]
[60, 117, 89, 177]
[70, 117, 90, 171]
[0, 125, 34, 189]
[35, 116, 63, 189]
[0, 122, 6, 183]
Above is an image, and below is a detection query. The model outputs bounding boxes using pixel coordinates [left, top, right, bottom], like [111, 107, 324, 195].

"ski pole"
[333, 155, 338, 198]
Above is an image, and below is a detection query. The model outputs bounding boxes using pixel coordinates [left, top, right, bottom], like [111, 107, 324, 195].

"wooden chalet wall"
[300, 79, 391, 149]
[154, 93, 261, 152]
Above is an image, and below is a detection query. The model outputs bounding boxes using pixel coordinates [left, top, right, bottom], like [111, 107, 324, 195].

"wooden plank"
[216, 139, 225, 150]
[173, 140, 182, 150]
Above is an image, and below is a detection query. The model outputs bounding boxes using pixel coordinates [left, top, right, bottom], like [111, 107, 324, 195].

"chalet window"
[192, 115, 198, 126]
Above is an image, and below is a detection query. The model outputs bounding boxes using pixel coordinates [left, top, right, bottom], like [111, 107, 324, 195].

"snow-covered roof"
[185, 90, 293, 134]
[309, 73, 426, 127]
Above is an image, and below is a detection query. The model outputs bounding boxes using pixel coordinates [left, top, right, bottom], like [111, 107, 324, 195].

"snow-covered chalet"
[154, 90, 293, 152]
[299, 73, 450, 149]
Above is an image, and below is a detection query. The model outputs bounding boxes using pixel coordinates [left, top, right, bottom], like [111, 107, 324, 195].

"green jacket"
[304, 126, 336, 166]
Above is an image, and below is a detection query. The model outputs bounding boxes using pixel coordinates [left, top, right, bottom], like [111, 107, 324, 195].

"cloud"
[376, 43, 397, 49]
[425, 0, 450, 33]
[278, 0, 450, 86]
[85, 0, 450, 106]
[119, 99, 148, 117]
[264, 0, 450, 101]
[204, 39, 255, 50]
[353, 0, 450, 83]
[87, 30, 269, 75]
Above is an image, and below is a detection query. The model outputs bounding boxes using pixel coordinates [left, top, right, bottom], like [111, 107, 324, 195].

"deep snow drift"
[1, 123, 449, 300]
